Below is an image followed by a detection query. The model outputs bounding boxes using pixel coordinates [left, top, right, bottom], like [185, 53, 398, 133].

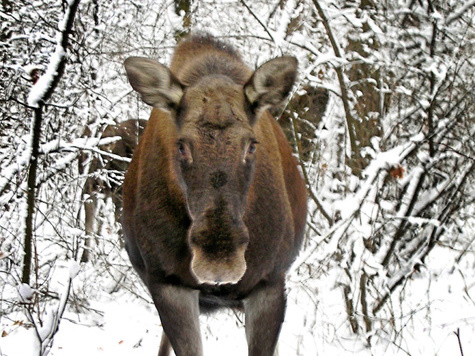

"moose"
[122, 33, 307, 356]
[80, 119, 146, 262]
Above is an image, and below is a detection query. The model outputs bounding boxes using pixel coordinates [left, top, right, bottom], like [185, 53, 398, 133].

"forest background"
[0, 0, 474, 355]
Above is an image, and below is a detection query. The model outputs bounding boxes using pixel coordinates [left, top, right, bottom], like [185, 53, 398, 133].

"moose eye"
[178, 142, 186, 155]
[177, 141, 192, 163]
[244, 140, 259, 162]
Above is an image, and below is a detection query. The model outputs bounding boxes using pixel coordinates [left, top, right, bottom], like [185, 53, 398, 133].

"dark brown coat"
[122, 34, 307, 356]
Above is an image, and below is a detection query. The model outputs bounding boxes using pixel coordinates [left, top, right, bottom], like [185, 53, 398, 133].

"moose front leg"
[244, 280, 286, 356]
[149, 283, 203, 356]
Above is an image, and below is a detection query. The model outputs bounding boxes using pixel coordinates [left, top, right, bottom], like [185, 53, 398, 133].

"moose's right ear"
[124, 57, 184, 110]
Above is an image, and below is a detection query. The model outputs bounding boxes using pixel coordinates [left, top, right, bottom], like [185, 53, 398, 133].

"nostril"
[210, 170, 228, 189]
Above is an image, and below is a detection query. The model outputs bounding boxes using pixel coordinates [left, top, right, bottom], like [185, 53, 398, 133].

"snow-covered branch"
[293, 137, 422, 271]
[0, 135, 124, 201]
[22, 0, 81, 284]
[445, 0, 475, 25]
[25, 260, 81, 356]
[27, 0, 81, 108]
[311, 0, 358, 158]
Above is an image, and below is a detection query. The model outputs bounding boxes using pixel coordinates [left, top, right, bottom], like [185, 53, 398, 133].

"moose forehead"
[177, 76, 252, 129]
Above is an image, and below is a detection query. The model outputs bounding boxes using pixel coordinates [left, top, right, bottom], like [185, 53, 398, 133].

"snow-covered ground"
[2, 246, 474, 356]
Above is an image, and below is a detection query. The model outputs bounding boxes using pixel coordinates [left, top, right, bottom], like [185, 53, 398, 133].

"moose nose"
[189, 229, 249, 285]
[188, 204, 249, 284]
[189, 214, 248, 252]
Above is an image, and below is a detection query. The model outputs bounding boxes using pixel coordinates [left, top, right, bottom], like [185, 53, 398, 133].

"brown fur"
[122, 34, 307, 356]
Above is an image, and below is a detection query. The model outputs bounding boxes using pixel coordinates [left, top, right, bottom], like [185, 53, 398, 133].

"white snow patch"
[18, 283, 34, 302]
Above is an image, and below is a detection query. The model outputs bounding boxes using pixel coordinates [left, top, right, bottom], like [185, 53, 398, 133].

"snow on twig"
[26, 0, 80, 108]
[0, 135, 126, 203]
[292, 137, 422, 273]
[0, 140, 31, 197]
[41, 136, 129, 162]
[18, 1, 82, 353]
[27, 45, 66, 108]
[35, 260, 81, 356]
[445, 0, 475, 25]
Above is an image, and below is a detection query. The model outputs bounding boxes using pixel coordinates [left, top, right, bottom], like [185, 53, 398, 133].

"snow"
[26, 0, 77, 108]
[68, 261, 80, 279]
[27, 46, 65, 108]
[2, 0, 474, 355]
[18, 284, 34, 302]
[3, 257, 475, 356]
[445, 0, 475, 25]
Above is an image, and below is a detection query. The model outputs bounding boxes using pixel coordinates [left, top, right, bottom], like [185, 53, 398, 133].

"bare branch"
[454, 328, 465, 356]
[240, 0, 275, 43]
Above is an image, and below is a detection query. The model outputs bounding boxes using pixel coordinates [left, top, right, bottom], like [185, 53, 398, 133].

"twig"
[446, 1, 475, 25]
[39, 266, 76, 356]
[360, 272, 372, 343]
[287, 116, 333, 226]
[310, 0, 358, 160]
[454, 328, 464, 356]
[342, 283, 359, 333]
[240, 0, 275, 43]
[381, 166, 426, 267]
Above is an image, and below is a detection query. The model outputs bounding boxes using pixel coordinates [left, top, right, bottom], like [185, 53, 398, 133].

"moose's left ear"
[244, 56, 298, 114]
